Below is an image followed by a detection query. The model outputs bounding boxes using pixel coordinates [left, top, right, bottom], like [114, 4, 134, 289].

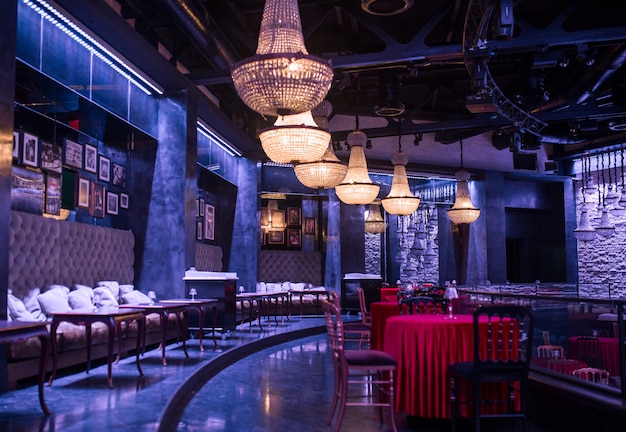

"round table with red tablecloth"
[370, 301, 400, 351]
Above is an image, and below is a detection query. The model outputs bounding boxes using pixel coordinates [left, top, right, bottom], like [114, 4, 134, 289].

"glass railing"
[457, 287, 625, 397]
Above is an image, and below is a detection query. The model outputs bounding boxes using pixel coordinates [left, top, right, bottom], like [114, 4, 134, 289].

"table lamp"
[444, 286, 459, 319]
[189, 288, 197, 300]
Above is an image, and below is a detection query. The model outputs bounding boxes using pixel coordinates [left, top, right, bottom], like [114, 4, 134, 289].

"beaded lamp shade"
[381, 150, 420, 215]
[446, 169, 481, 224]
[364, 202, 388, 234]
[335, 131, 380, 205]
[230, 0, 333, 117]
[573, 209, 596, 241]
[259, 111, 330, 163]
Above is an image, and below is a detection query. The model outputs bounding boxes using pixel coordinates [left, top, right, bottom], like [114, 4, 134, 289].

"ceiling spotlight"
[414, 133, 422, 146]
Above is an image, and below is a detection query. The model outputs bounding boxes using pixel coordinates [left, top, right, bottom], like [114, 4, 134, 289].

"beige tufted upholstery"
[195, 243, 223, 271]
[260, 250, 322, 286]
[9, 211, 134, 299]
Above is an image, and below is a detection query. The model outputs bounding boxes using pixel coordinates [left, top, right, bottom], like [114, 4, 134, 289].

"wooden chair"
[357, 287, 371, 324]
[575, 336, 602, 368]
[321, 299, 398, 432]
[330, 292, 371, 349]
[536, 344, 564, 359]
[399, 296, 436, 315]
[573, 367, 610, 384]
[449, 305, 535, 432]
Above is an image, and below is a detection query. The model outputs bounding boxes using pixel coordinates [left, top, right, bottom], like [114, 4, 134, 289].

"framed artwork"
[112, 162, 126, 187]
[90, 182, 105, 218]
[99, 156, 110, 182]
[260, 230, 266, 245]
[106, 191, 119, 215]
[260, 208, 270, 228]
[120, 192, 129, 209]
[271, 209, 285, 229]
[40, 140, 62, 173]
[195, 199, 200, 217]
[196, 221, 203, 240]
[77, 176, 91, 209]
[10, 166, 44, 215]
[45, 174, 61, 215]
[268, 230, 284, 245]
[204, 203, 215, 240]
[200, 198, 205, 216]
[22, 132, 39, 168]
[64, 138, 83, 169]
[288, 207, 301, 225]
[304, 217, 316, 235]
[84, 144, 97, 173]
[287, 229, 301, 247]
[12, 131, 19, 159]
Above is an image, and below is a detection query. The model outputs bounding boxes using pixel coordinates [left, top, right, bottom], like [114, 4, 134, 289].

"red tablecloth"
[371, 301, 400, 351]
[380, 287, 399, 302]
[383, 314, 517, 419]
[566, 336, 620, 376]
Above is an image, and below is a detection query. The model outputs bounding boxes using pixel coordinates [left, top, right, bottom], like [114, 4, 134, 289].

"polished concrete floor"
[0, 316, 555, 432]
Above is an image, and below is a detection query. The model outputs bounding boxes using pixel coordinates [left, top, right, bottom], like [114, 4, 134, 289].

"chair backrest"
[542, 330, 551, 345]
[547, 359, 581, 375]
[536, 344, 564, 358]
[573, 367, 610, 384]
[322, 299, 345, 356]
[472, 305, 534, 372]
[356, 287, 369, 323]
[575, 336, 602, 368]
[399, 296, 436, 315]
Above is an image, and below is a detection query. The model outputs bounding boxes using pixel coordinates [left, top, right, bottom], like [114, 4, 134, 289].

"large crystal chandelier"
[294, 100, 347, 188]
[230, 0, 333, 117]
[381, 122, 420, 215]
[447, 139, 481, 224]
[364, 202, 388, 234]
[258, 111, 329, 163]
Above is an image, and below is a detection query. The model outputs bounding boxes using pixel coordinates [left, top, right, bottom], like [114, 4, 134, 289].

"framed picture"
[120, 193, 129, 209]
[287, 207, 301, 225]
[22, 132, 39, 168]
[64, 138, 83, 170]
[199, 198, 205, 216]
[196, 221, 203, 240]
[45, 174, 61, 215]
[10, 166, 44, 215]
[268, 230, 284, 245]
[84, 143, 97, 173]
[106, 191, 119, 215]
[204, 203, 215, 240]
[288, 229, 301, 247]
[12, 131, 19, 159]
[260, 230, 266, 245]
[195, 199, 200, 217]
[260, 208, 270, 228]
[112, 162, 126, 188]
[90, 182, 105, 218]
[99, 155, 110, 182]
[77, 176, 91, 209]
[40, 140, 62, 173]
[271, 209, 285, 229]
[304, 217, 316, 235]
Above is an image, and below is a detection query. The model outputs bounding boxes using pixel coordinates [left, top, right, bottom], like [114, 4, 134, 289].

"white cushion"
[119, 284, 135, 297]
[68, 287, 94, 310]
[93, 286, 119, 309]
[281, 281, 291, 292]
[8, 294, 37, 321]
[37, 287, 72, 315]
[289, 282, 306, 292]
[97, 281, 120, 299]
[22, 287, 47, 321]
[43, 284, 70, 294]
[266, 283, 281, 293]
[120, 290, 153, 305]
[256, 282, 266, 293]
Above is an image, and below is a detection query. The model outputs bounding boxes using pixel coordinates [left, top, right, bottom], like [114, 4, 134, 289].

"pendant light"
[364, 201, 388, 234]
[335, 78, 380, 205]
[293, 100, 348, 188]
[573, 208, 597, 241]
[595, 153, 615, 238]
[230, 0, 333, 117]
[617, 146, 626, 212]
[447, 139, 481, 224]
[605, 151, 620, 204]
[381, 120, 420, 215]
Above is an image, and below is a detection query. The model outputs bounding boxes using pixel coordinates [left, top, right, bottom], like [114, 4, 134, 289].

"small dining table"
[566, 335, 620, 376]
[383, 313, 517, 419]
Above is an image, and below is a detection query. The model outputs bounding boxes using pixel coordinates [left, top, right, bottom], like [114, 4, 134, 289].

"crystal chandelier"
[258, 111, 329, 163]
[364, 202, 388, 234]
[447, 139, 480, 224]
[294, 100, 347, 188]
[381, 122, 420, 215]
[230, 0, 333, 117]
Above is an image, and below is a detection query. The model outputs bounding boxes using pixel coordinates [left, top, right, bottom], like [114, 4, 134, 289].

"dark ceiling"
[67, 0, 626, 173]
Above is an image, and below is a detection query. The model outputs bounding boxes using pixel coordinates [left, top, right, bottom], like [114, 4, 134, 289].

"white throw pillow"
[97, 281, 120, 299]
[37, 287, 72, 315]
[22, 287, 47, 321]
[119, 284, 135, 297]
[266, 283, 281, 293]
[289, 282, 306, 292]
[256, 282, 266, 293]
[68, 287, 94, 310]
[281, 281, 291, 292]
[120, 290, 154, 305]
[93, 286, 119, 309]
[8, 294, 37, 321]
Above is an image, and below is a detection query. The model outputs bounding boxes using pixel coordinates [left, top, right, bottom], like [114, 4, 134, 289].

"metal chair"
[573, 367, 610, 384]
[399, 296, 436, 315]
[449, 305, 535, 432]
[536, 344, 564, 359]
[330, 292, 371, 349]
[321, 299, 397, 432]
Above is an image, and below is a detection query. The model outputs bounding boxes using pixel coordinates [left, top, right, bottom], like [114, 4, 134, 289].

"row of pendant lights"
[230, 0, 480, 223]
